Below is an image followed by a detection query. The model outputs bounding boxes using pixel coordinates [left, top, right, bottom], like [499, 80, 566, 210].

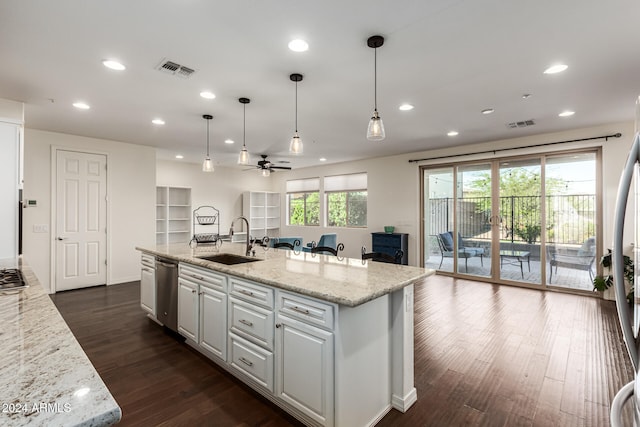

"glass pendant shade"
[367, 110, 385, 141]
[202, 114, 214, 172]
[289, 132, 303, 154]
[202, 156, 214, 172]
[238, 98, 251, 165]
[262, 168, 271, 177]
[238, 146, 249, 165]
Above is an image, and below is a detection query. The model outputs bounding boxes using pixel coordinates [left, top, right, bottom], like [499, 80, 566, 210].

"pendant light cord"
[206, 119, 210, 156]
[295, 81, 298, 133]
[374, 47, 378, 112]
[243, 103, 246, 148]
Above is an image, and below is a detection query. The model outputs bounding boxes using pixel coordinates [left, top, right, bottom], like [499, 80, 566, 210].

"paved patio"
[425, 255, 595, 292]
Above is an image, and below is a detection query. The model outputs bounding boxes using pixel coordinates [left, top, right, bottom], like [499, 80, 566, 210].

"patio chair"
[547, 237, 596, 283]
[434, 232, 484, 272]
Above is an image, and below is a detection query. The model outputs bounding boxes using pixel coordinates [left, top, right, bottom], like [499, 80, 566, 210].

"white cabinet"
[140, 253, 156, 316]
[227, 277, 275, 392]
[243, 191, 280, 240]
[156, 186, 191, 245]
[177, 278, 198, 341]
[275, 292, 334, 426]
[178, 263, 228, 361]
[200, 285, 227, 360]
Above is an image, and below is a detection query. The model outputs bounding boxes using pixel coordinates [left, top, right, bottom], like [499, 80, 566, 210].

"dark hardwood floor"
[51, 275, 634, 426]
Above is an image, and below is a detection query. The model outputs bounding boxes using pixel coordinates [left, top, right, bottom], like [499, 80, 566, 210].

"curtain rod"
[407, 132, 622, 164]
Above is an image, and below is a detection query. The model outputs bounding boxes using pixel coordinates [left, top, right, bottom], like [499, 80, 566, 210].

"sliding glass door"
[422, 150, 600, 292]
[498, 158, 542, 285]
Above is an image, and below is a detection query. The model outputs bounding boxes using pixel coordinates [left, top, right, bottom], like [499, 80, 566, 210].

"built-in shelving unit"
[156, 186, 191, 245]
[242, 191, 280, 240]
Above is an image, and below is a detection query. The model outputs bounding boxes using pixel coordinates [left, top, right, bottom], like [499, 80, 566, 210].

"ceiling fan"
[252, 155, 292, 174]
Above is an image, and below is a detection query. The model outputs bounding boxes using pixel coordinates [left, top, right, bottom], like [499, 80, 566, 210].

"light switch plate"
[33, 224, 48, 233]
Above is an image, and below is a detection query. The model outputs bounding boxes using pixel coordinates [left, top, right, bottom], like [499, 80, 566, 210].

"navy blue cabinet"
[371, 232, 408, 265]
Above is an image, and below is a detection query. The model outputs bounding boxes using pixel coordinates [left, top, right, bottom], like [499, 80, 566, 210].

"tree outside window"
[288, 192, 319, 226]
[327, 191, 367, 227]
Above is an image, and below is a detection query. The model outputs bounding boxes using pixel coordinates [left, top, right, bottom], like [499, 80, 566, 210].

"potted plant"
[592, 249, 634, 303]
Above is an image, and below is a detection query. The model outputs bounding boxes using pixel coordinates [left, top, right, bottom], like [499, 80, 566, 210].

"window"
[325, 173, 367, 228]
[286, 178, 320, 226]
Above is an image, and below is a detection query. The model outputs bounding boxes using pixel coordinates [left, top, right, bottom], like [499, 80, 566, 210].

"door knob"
[56, 237, 68, 241]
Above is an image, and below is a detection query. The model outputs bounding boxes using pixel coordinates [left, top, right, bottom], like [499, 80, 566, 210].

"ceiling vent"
[506, 119, 536, 129]
[156, 58, 196, 78]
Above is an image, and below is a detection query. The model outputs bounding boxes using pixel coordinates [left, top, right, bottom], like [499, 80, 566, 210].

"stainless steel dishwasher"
[155, 257, 178, 332]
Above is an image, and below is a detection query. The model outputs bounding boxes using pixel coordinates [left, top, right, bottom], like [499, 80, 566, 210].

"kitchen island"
[137, 243, 433, 427]
[0, 259, 121, 427]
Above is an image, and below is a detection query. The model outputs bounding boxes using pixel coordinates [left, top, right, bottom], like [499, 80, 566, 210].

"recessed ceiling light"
[399, 104, 414, 111]
[73, 102, 90, 110]
[102, 60, 125, 71]
[224, 139, 234, 144]
[481, 108, 494, 115]
[288, 39, 309, 52]
[175, 154, 184, 159]
[200, 91, 216, 99]
[447, 131, 459, 137]
[522, 93, 531, 99]
[152, 118, 165, 125]
[558, 110, 575, 117]
[319, 157, 327, 162]
[543, 64, 568, 74]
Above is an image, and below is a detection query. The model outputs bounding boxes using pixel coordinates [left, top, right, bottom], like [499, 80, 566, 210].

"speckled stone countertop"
[137, 243, 434, 307]
[0, 258, 121, 427]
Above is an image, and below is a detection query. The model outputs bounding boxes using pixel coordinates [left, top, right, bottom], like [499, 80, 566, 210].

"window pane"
[327, 193, 346, 227]
[288, 193, 304, 225]
[347, 191, 367, 227]
[305, 192, 320, 225]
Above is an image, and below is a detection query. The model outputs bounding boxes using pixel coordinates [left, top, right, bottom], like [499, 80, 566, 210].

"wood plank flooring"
[51, 275, 634, 426]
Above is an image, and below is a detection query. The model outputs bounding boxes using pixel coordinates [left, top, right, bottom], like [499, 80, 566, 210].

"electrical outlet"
[33, 224, 48, 233]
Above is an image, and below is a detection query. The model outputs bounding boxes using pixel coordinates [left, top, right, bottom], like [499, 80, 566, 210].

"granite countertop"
[137, 243, 434, 307]
[0, 259, 121, 427]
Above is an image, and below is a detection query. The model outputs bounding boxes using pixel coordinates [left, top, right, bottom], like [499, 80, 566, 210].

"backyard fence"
[428, 194, 595, 245]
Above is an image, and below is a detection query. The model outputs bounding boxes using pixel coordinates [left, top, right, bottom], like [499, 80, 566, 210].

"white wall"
[156, 159, 274, 232]
[22, 129, 156, 292]
[271, 121, 636, 274]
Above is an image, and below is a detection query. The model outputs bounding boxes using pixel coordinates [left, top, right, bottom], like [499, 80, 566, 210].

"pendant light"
[366, 35, 385, 141]
[289, 73, 303, 154]
[237, 97, 250, 165]
[202, 114, 214, 172]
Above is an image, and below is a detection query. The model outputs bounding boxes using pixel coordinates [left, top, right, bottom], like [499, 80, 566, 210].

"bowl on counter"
[383, 226, 395, 233]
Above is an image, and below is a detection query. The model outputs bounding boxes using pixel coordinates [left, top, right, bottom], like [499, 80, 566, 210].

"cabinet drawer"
[277, 291, 335, 331]
[229, 277, 273, 309]
[179, 263, 226, 291]
[141, 253, 155, 268]
[229, 333, 274, 392]
[372, 233, 400, 247]
[229, 297, 274, 350]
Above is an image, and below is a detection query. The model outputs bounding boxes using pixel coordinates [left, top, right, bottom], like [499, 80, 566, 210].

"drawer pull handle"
[189, 274, 204, 280]
[291, 306, 310, 315]
[239, 357, 253, 367]
[191, 289, 197, 294]
[239, 289, 254, 297]
[142, 268, 151, 273]
[239, 319, 254, 327]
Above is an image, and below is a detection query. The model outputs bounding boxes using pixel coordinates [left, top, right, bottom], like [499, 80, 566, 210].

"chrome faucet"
[229, 216, 252, 256]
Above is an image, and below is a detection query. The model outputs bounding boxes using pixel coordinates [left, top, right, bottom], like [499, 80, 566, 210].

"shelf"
[157, 186, 192, 245]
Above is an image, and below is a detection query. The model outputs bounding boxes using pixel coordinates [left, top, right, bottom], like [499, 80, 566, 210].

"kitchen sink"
[196, 253, 261, 265]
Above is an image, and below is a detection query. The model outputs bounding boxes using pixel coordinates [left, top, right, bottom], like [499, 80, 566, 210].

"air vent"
[156, 59, 196, 78]
[506, 119, 536, 129]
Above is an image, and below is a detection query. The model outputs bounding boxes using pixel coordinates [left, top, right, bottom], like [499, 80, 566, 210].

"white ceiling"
[1, 0, 639, 170]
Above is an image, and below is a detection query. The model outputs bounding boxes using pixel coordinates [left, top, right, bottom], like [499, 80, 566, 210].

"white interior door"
[55, 150, 107, 292]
